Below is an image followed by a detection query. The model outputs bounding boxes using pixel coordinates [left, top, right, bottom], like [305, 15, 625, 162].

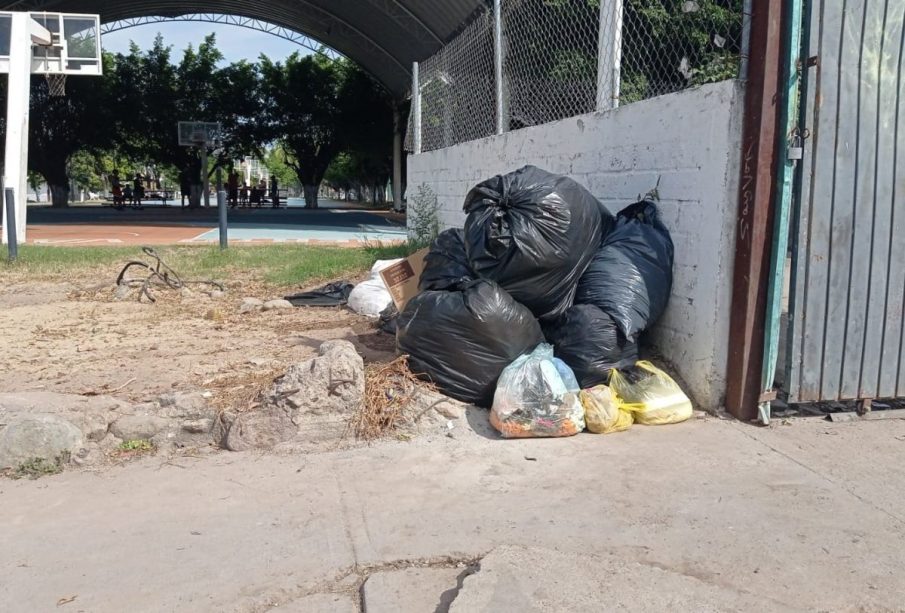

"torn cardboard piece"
[379, 248, 429, 311]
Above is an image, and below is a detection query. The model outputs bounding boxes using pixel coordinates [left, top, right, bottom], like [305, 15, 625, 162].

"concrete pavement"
[3, 414, 905, 612]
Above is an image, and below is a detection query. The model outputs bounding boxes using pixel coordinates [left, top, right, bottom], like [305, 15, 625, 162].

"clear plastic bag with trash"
[490, 344, 585, 438]
[609, 361, 693, 425]
[579, 385, 633, 434]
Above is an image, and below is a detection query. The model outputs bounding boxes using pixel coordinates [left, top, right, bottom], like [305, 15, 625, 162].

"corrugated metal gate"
[786, 0, 905, 403]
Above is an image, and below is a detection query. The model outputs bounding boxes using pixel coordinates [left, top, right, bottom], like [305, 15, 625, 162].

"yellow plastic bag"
[579, 385, 633, 434]
[609, 361, 693, 425]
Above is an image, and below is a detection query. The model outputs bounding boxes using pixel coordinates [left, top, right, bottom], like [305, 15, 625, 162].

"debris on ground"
[490, 344, 584, 438]
[348, 260, 403, 318]
[609, 361, 693, 425]
[115, 247, 224, 303]
[352, 356, 426, 441]
[284, 281, 354, 307]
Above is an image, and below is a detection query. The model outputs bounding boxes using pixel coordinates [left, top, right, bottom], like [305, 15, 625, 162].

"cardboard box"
[379, 248, 429, 311]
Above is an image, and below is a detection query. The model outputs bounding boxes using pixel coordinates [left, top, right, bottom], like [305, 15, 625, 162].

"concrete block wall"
[407, 80, 744, 410]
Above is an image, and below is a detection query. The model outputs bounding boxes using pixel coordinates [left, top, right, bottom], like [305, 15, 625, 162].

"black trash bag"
[397, 280, 544, 407]
[543, 304, 638, 389]
[419, 228, 475, 292]
[575, 199, 674, 340]
[463, 165, 609, 320]
[378, 303, 398, 335]
[284, 281, 354, 307]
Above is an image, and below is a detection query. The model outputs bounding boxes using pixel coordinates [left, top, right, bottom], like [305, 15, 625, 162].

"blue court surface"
[188, 222, 408, 243]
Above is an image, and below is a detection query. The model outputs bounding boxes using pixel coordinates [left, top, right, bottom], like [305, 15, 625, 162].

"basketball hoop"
[45, 72, 66, 96]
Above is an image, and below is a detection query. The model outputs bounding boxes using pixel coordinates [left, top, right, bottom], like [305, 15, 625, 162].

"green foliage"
[407, 184, 440, 247]
[11, 453, 69, 479]
[263, 145, 299, 192]
[119, 440, 154, 452]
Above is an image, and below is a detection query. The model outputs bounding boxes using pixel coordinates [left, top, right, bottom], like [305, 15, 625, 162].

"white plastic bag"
[491, 344, 585, 438]
[347, 259, 402, 318]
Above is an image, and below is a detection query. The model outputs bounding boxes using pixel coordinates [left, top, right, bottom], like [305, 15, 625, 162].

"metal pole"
[596, 0, 624, 111]
[216, 165, 227, 250]
[493, 0, 506, 134]
[392, 103, 403, 211]
[757, 0, 804, 425]
[739, 0, 754, 81]
[4, 188, 17, 261]
[412, 62, 422, 154]
[201, 146, 210, 207]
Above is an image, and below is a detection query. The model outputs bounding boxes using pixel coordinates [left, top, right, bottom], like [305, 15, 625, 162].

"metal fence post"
[216, 165, 227, 250]
[412, 61, 422, 154]
[493, 0, 508, 134]
[4, 188, 17, 261]
[596, 0, 624, 111]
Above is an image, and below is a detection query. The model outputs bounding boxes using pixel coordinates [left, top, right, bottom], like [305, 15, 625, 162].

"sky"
[102, 21, 309, 64]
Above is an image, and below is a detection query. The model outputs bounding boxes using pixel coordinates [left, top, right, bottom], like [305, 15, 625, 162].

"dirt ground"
[0, 275, 396, 407]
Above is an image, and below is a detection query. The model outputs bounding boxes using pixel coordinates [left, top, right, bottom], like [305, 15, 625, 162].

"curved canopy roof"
[2, 0, 489, 96]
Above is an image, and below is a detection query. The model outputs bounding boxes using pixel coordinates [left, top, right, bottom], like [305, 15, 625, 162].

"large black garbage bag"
[575, 199, 674, 340]
[419, 228, 475, 291]
[397, 280, 544, 406]
[543, 304, 638, 388]
[463, 165, 609, 320]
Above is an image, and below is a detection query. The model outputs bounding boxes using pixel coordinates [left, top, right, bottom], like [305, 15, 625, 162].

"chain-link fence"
[407, 0, 745, 153]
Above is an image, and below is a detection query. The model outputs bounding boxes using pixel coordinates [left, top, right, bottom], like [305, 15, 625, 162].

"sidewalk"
[3, 415, 904, 612]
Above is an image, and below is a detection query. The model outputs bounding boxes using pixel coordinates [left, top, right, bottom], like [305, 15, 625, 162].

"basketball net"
[45, 73, 66, 97]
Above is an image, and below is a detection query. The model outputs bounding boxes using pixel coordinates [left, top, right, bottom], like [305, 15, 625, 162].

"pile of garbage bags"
[389, 165, 689, 437]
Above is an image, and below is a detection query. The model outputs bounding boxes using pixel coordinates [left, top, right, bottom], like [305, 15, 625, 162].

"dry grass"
[204, 365, 286, 414]
[352, 356, 431, 441]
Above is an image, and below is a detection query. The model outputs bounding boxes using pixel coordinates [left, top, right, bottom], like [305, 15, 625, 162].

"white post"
[493, 0, 508, 135]
[596, 0, 624, 111]
[3, 13, 36, 244]
[412, 62, 422, 154]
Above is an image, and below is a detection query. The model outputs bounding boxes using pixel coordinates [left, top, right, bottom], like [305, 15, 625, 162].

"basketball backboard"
[178, 121, 223, 147]
[0, 12, 102, 75]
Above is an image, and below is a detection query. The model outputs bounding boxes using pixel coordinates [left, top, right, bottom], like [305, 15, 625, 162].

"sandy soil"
[0, 277, 397, 406]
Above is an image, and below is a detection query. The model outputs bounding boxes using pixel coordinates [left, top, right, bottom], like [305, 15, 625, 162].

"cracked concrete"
[3, 415, 905, 611]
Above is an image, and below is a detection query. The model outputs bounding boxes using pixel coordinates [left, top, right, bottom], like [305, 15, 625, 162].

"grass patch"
[118, 439, 154, 452]
[9, 453, 69, 479]
[0, 242, 423, 287]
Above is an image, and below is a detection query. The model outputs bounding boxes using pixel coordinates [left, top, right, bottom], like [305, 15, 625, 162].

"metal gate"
[786, 0, 905, 403]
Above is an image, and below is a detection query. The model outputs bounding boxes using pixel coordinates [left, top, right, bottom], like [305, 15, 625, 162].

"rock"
[180, 287, 193, 297]
[209, 290, 225, 300]
[225, 408, 297, 452]
[65, 412, 111, 442]
[71, 443, 103, 467]
[263, 299, 294, 311]
[239, 297, 263, 314]
[0, 414, 84, 469]
[157, 391, 209, 416]
[181, 418, 214, 434]
[110, 415, 171, 441]
[113, 284, 132, 300]
[271, 340, 364, 418]
[362, 567, 465, 613]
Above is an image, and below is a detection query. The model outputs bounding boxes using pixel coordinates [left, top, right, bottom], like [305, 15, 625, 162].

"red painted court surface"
[26, 224, 207, 245]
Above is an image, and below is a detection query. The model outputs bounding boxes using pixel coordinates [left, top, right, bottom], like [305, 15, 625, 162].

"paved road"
[19, 201, 408, 245]
[3, 415, 905, 611]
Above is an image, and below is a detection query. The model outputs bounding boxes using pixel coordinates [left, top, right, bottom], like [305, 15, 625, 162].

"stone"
[0, 414, 84, 469]
[181, 418, 214, 434]
[71, 443, 103, 467]
[362, 567, 465, 613]
[271, 340, 364, 418]
[110, 414, 171, 441]
[157, 391, 209, 416]
[225, 408, 297, 452]
[239, 297, 264, 314]
[65, 412, 111, 442]
[113, 284, 132, 300]
[180, 287, 193, 297]
[209, 290, 225, 300]
[263, 299, 294, 311]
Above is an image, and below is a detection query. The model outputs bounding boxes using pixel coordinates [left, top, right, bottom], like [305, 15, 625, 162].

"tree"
[261, 54, 394, 208]
[259, 53, 345, 209]
[263, 145, 299, 194]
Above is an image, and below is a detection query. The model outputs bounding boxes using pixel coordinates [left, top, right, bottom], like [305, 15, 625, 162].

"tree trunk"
[303, 184, 319, 209]
[188, 183, 203, 209]
[49, 183, 70, 207]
